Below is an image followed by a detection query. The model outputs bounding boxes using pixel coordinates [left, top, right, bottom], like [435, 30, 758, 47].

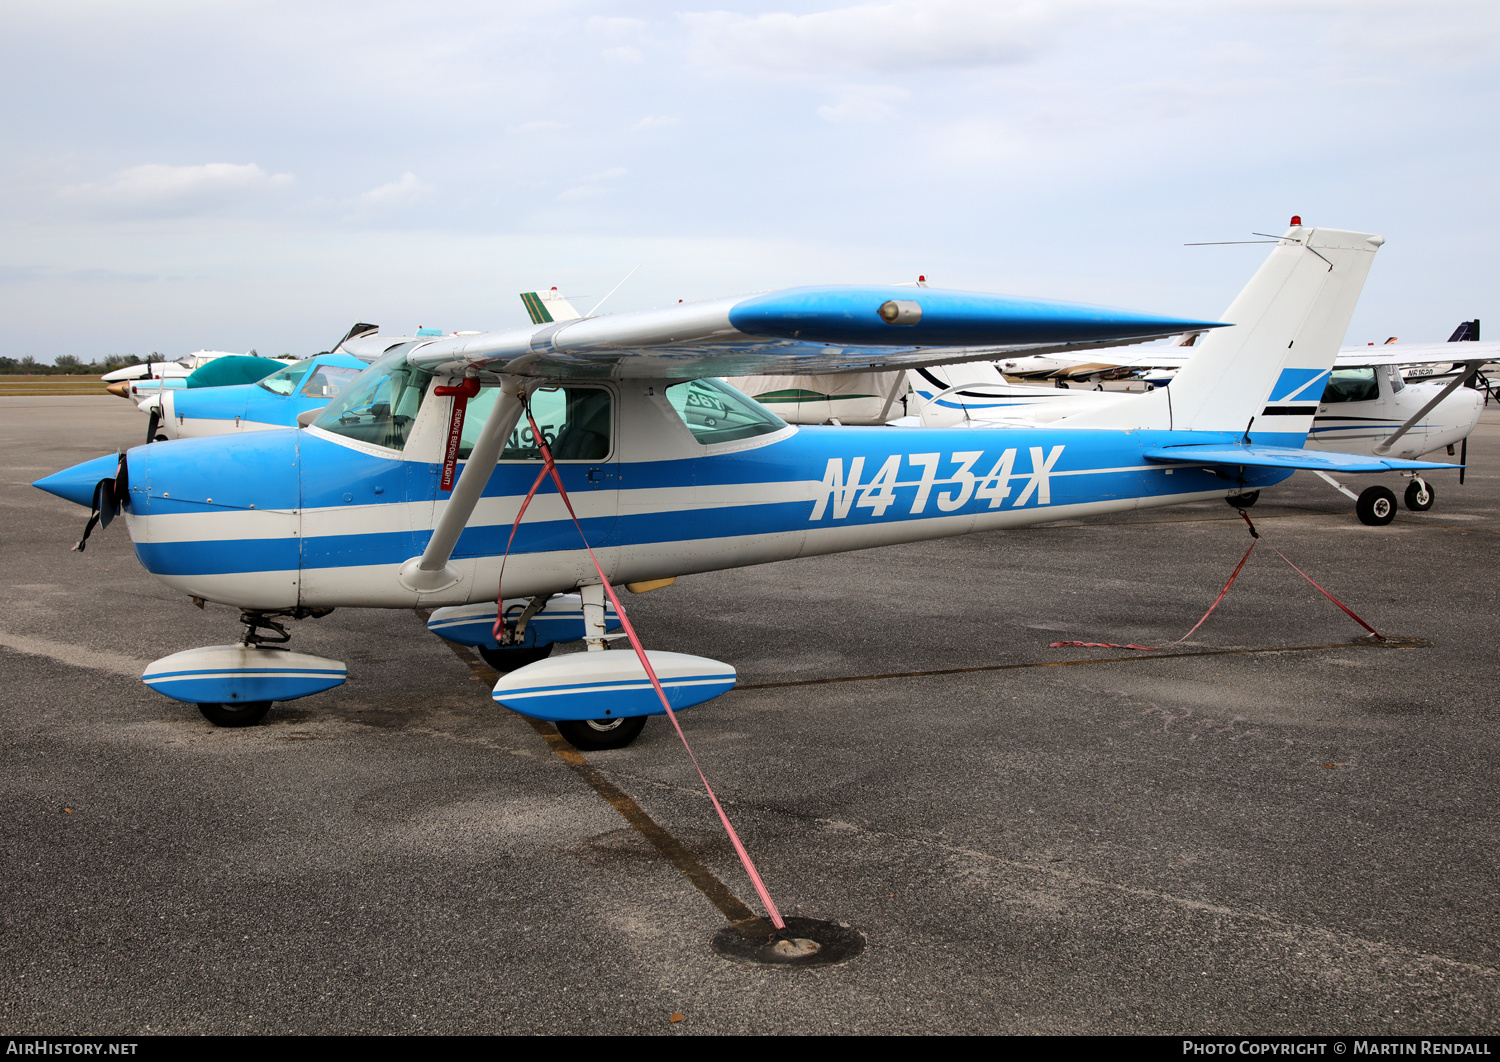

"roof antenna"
[587, 265, 642, 318]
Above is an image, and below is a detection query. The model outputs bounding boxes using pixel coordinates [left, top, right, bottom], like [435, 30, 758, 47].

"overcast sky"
[2, 0, 1496, 360]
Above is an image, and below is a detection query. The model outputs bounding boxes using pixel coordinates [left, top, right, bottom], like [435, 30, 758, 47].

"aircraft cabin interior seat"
[550, 391, 612, 461]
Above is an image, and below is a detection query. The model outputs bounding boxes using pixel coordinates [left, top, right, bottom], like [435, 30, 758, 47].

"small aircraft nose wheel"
[1225, 490, 1260, 508]
[1356, 485, 1398, 526]
[556, 716, 647, 751]
[1404, 479, 1435, 512]
[198, 700, 273, 727]
[477, 643, 554, 672]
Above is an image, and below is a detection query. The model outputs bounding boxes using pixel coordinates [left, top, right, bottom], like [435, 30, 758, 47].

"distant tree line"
[0, 353, 158, 375]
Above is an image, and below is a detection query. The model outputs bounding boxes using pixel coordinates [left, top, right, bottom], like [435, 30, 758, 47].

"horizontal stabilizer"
[1142, 443, 1458, 473]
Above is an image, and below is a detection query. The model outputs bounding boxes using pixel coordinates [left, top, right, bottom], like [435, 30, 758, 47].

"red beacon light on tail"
[1290, 215, 1302, 226]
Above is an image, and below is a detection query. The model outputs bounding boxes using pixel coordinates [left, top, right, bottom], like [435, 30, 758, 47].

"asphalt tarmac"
[2, 396, 1498, 1035]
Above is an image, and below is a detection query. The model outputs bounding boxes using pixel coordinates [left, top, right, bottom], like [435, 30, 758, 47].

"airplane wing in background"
[402, 285, 1225, 380]
[1333, 341, 1500, 368]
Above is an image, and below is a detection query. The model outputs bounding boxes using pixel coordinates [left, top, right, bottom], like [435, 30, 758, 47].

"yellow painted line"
[423, 611, 758, 925]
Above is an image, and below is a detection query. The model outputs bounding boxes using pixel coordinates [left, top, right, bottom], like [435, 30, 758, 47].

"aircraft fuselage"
[117, 380, 1289, 612]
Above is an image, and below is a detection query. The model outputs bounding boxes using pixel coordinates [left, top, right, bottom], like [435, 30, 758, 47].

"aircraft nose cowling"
[130, 430, 301, 512]
[34, 453, 123, 508]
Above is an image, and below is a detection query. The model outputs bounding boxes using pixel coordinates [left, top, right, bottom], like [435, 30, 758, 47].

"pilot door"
[445, 382, 621, 567]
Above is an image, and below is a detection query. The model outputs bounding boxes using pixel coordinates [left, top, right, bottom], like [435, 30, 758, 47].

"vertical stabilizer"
[519, 288, 583, 325]
[1057, 224, 1384, 442]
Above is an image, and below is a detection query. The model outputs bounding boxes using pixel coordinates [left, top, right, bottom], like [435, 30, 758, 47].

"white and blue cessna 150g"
[35, 224, 1449, 749]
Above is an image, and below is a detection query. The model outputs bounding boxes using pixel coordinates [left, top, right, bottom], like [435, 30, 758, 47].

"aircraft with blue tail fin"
[34, 223, 1450, 748]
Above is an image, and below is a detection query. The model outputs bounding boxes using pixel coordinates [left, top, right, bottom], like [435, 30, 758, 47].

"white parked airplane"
[904, 337, 1495, 524]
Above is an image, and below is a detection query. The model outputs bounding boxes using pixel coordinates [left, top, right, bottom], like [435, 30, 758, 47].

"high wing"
[1333, 340, 1500, 368]
[397, 285, 1224, 380]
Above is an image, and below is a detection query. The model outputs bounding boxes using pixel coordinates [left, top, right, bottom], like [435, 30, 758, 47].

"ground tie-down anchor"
[709, 916, 866, 968]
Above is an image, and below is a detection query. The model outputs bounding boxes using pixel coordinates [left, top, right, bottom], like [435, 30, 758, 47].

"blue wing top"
[393, 285, 1225, 380]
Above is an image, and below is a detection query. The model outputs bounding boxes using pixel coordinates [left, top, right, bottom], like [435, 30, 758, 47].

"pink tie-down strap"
[1051, 510, 1382, 651]
[490, 403, 787, 931]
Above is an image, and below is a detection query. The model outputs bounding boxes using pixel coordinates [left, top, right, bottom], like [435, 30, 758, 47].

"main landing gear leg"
[1313, 470, 1399, 527]
[555, 582, 648, 751]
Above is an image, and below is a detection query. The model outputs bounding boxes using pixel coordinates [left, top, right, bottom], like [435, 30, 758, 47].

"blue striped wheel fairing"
[143, 664, 346, 705]
[492, 672, 736, 721]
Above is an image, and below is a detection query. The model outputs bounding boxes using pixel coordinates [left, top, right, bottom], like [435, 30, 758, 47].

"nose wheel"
[1404, 478, 1434, 512]
[198, 700, 272, 727]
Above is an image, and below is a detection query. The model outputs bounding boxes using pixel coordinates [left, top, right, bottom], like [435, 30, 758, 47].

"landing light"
[878, 299, 922, 325]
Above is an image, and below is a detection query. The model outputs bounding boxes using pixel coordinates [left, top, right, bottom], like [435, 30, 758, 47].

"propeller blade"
[1460, 436, 1467, 485]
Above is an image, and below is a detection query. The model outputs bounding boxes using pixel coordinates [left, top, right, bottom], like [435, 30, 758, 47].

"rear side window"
[666, 377, 786, 445]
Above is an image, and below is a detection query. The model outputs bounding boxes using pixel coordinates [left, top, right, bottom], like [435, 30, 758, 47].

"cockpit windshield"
[258, 359, 316, 396]
[311, 346, 432, 450]
[299, 363, 362, 400]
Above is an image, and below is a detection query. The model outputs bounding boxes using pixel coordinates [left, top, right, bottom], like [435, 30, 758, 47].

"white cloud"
[586, 16, 647, 35]
[59, 162, 293, 217]
[681, 0, 1058, 74]
[629, 115, 679, 131]
[817, 84, 909, 122]
[556, 167, 627, 202]
[358, 172, 433, 208]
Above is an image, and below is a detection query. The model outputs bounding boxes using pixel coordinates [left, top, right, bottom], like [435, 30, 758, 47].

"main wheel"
[477, 643, 554, 672]
[1226, 491, 1260, 508]
[1356, 485, 1398, 526]
[198, 700, 272, 727]
[1404, 479, 1435, 511]
[556, 716, 647, 751]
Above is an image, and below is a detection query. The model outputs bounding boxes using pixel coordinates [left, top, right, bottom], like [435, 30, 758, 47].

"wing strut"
[397, 382, 525, 594]
[1373, 360, 1484, 455]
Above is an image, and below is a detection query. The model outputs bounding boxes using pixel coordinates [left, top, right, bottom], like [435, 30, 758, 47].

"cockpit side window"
[665, 377, 786, 445]
[1321, 367, 1379, 404]
[311, 347, 432, 450]
[455, 385, 612, 461]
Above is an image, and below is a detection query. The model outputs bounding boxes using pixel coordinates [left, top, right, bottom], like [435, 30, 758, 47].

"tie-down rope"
[489, 399, 787, 931]
[1051, 510, 1383, 651]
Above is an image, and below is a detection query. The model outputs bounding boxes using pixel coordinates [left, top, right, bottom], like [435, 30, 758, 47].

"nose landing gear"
[1404, 477, 1435, 512]
[142, 608, 344, 728]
